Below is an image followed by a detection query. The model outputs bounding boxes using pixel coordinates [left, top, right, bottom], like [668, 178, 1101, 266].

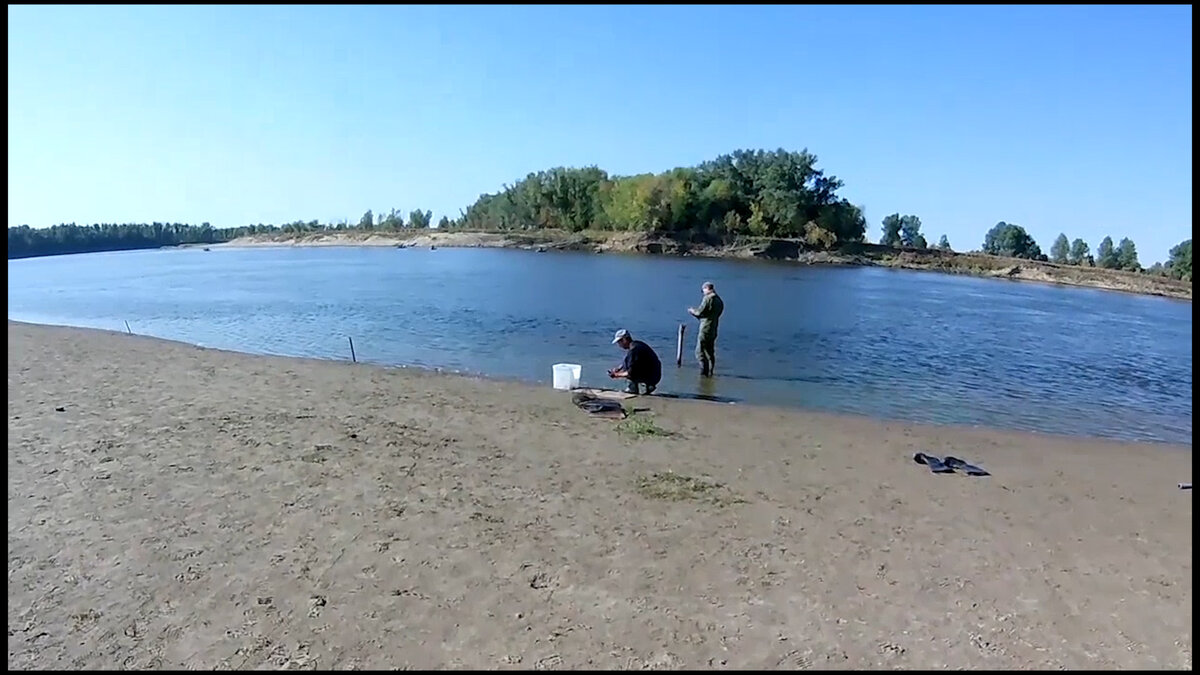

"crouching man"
[608, 329, 662, 395]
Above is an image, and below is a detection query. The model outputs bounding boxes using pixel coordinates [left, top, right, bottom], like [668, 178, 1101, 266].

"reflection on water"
[7, 246, 1193, 444]
[695, 375, 721, 402]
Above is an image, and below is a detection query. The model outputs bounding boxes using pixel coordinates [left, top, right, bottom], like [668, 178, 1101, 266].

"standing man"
[688, 281, 724, 377]
[608, 329, 662, 395]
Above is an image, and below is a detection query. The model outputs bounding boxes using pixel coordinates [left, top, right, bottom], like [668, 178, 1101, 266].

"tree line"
[879, 216, 1189, 281]
[7, 222, 232, 259]
[5, 209, 441, 259]
[6, 147, 1193, 282]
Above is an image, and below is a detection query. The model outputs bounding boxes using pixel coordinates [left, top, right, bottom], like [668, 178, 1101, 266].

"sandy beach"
[6, 321, 1192, 669]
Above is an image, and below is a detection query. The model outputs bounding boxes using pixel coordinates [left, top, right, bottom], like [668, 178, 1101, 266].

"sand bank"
[6, 321, 1192, 669]
[219, 230, 1193, 301]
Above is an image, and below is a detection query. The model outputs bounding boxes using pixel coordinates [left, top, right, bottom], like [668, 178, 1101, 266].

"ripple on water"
[7, 247, 1192, 444]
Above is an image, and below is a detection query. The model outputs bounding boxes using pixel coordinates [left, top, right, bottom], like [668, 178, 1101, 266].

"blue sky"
[7, 5, 1192, 261]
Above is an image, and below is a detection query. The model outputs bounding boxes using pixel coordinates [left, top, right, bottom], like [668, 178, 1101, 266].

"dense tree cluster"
[456, 149, 868, 246]
[1043, 232, 1142, 272]
[980, 222, 1045, 261]
[880, 214, 928, 249]
[1161, 239, 1192, 281]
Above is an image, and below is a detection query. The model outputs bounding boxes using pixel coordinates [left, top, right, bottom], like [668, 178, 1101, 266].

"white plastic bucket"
[552, 363, 582, 390]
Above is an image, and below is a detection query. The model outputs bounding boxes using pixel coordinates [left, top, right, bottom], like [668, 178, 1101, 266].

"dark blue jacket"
[622, 340, 662, 385]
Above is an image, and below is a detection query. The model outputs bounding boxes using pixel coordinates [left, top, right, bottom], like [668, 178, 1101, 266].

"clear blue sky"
[7, 5, 1192, 262]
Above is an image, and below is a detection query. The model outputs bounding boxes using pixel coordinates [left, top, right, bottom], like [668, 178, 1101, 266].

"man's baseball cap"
[612, 329, 630, 344]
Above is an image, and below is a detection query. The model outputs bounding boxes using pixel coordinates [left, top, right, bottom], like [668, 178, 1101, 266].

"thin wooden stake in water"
[124, 320, 132, 334]
[348, 336, 357, 363]
[676, 323, 686, 367]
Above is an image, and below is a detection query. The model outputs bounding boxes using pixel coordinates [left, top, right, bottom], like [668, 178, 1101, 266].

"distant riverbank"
[223, 229, 1193, 301]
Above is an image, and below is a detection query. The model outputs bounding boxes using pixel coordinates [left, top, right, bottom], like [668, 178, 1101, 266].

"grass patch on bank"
[615, 415, 671, 439]
[635, 471, 745, 507]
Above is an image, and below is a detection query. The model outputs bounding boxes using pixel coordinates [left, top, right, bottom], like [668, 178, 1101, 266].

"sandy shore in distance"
[7, 321, 1192, 669]
[215, 230, 1194, 301]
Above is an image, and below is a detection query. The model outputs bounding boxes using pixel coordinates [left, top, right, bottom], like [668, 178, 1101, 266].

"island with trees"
[7, 148, 1191, 300]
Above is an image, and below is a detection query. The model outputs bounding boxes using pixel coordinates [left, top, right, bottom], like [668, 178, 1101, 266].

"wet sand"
[6, 321, 1192, 669]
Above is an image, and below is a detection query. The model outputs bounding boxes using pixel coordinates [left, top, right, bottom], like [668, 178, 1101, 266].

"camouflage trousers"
[695, 331, 717, 377]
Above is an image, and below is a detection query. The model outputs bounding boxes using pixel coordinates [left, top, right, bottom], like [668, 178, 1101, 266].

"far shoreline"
[8, 318, 1190, 450]
[217, 229, 1194, 302]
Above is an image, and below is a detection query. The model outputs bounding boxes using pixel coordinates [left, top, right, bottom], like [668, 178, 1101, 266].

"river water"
[7, 246, 1192, 444]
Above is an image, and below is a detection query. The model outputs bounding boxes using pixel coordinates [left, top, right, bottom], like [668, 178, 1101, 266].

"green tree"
[720, 210, 744, 236]
[436, 216, 451, 229]
[814, 201, 866, 244]
[747, 202, 770, 236]
[982, 222, 1044, 260]
[380, 209, 404, 230]
[880, 213, 902, 246]
[936, 234, 951, 251]
[359, 210, 375, 230]
[802, 221, 838, 249]
[899, 215, 923, 248]
[1096, 236, 1118, 269]
[1167, 239, 1191, 281]
[408, 209, 432, 229]
[1067, 238, 1090, 265]
[1115, 237, 1139, 271]
[1049, 233, 1070, 263]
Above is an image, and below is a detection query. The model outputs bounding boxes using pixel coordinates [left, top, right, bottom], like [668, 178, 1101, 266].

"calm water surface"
[7, 246, 1193, 444]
